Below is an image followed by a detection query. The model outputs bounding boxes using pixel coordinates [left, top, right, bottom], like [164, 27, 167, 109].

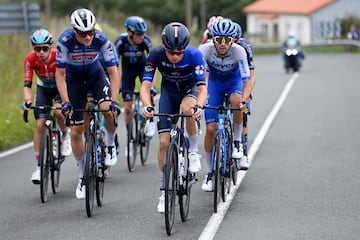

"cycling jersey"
[143, 45, 206, 132]
[238, 38, 255, 70]
[24, 49, 57, 88]
[198, 42, 250, 124]
[56, 29, 118, 79]
[114, 33, 152, 101]
[114, 33, 152, 70]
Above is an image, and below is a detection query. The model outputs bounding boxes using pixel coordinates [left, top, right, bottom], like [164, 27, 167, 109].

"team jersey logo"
[195, 64, 205, 75]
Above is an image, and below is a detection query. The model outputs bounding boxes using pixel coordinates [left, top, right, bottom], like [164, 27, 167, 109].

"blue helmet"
[125, 16, 147, 33]
[31, 29, 53, 45]
[211, 18, 237, 37]
[233, 22, 242, 39]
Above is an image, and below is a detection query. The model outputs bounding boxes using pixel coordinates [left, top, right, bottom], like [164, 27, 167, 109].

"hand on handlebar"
[192, 105, 203, 120]
[239, 101, 249, 114]
[110, 101, 121, 116]
[21, 101, 32, 111]
[143, 106, 154, 118]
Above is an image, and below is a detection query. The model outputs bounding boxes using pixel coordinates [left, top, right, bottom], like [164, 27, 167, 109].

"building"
[243, 0, 360, 44]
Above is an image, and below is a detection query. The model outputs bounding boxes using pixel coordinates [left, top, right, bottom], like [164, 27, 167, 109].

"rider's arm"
[55, 67, 69, 103]
[23, 53, 34, 103]
[107, 65, 121, 101]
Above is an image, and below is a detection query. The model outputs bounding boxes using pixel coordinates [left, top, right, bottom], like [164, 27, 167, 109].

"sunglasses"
[33, 46, 51, 52]
[213, 36, 233, 44]
[76, 29, 95, 38]
[166, 50, 185, 56]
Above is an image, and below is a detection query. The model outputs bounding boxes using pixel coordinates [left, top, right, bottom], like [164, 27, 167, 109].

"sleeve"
[142, 49, 157, 83]
[235, 47, 251, 81]
[192, 49, 206, 87]
[24, 53, 33, 88]
[101, 39, 118, 67]
[56, 41, 68, 69]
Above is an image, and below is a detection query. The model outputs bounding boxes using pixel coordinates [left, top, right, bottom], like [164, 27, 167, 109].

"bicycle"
[23, 105, 65, 203]
[67, 106, 116, 217]
[203, 94, 243, 213]
[151, 110, 198, 235]
[122, 90, 154, 172]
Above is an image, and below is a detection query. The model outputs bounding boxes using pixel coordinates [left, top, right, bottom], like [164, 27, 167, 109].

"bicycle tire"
[140, 118, 150, 165]
[179, 137, 191, 222]
[85, 134, 96, 217]
[213, 133, 222, 213]
[225, 125, 232, 198]
[127, 111, 138, 172]
[164, 143, 177, 235]
[51, 130, 61, 194]
[40, 128, 51, 203]
[96, 134, 106, 207]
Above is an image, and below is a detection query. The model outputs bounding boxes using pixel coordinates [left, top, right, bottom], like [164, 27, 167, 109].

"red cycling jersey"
[24, 48, 57, 88]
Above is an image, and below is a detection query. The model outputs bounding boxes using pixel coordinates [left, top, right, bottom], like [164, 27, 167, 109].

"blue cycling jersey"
[56, 29, 118, 79]
[143, 45, 206, 92]
[114, 33, 152, 69]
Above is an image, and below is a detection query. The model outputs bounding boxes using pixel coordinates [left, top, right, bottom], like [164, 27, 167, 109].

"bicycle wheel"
[164, 143, 177, 235]
[85, 134, 96, 217]
[213, 133, 222, 213]
[179, 137, 191, 222]
[127, 111, 138, 172]
[140, 118, 150, 166]
[96, 136, 105, 207]
[40, 128, 51, 203]
[51, 130, 62, 194]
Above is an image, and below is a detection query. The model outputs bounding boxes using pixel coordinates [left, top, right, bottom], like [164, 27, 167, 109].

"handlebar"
[23, 105, 62, 123]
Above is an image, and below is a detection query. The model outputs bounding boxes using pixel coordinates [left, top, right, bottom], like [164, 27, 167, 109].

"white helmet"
[71, 8, 96, 31]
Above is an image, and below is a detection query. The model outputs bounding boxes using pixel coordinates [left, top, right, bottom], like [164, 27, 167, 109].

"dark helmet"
[161, 22, 190, 51]
[125, 16, 147, 33]
[31, 29, 53, 45]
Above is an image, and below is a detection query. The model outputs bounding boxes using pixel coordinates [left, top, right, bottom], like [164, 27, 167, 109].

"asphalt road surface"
[1, 53, 359, 240]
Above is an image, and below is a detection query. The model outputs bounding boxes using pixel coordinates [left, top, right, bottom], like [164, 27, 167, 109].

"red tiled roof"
[243, 0, 336, 15]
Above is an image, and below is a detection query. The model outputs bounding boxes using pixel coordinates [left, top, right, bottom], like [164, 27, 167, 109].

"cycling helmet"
[71, 8, 96, 32]
[161, 22, 190, 51]
[211, 18, 237, 37]
[207, 15, 223, 31]
[233, 22, 242, 39]
[31, 29, 53, 45]
[125, 16, 147, 33]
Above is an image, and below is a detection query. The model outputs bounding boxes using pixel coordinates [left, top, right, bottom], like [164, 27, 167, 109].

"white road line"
[0, 142, 33, 159]
[198, 72, 299, 240]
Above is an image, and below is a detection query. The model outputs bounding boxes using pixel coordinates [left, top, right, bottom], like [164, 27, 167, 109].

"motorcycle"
[282, 38, 304, 73]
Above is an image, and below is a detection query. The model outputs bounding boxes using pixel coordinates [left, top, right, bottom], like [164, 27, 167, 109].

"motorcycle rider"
[281, 31, 305, 72]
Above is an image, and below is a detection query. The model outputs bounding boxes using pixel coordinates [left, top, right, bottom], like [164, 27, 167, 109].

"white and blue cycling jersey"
[198, 42, 250, 124]
[56, 29, 118, 79]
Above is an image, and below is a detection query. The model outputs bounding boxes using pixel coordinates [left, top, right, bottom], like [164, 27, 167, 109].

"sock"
[159, 170, 164, 190]
[233, 123, 243, 142]
[188, 134, 198, 153]
[106, 131, 115, 146]
[35, 152, 40, 167]
[76, 155, 85, 178]
[205, 151, 212, 173]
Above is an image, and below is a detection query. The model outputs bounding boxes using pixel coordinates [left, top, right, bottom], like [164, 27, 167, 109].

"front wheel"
[85, 135, 96, 217]
[179, 139, 191, 222]
[96, 139, 105, 206]
[40, 128, 51, 203]
[140, 118, 150, 165]
[51, 130, 62, 194]
[213, 134, 222, 213]
[164, 144, 177, 235]
[127, 111, 138, 172]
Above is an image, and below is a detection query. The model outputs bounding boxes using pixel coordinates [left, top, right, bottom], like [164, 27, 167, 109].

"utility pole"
[185, 0, 192, 29]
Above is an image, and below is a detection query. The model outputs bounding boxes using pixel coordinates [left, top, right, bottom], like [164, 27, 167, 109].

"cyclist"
[22, 29, 72, 184]
[55, 8, 121, 199]
[234, 22, 256, 170]
[200, 15, 223, 44]
[114, 16, 156, 157]
[198, 18, 251, 191]
[140, 22, 207, 213]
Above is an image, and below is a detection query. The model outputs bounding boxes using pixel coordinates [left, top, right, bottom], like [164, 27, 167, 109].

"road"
[1, 53, 359, 240]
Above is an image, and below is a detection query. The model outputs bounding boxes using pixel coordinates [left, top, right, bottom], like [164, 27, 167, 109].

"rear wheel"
[40, 128, 51, 203]
[213, 134, 222, 213]
[127, 111, 138, 172]
[164, 144, 177, 235]
[85, 135, 96, 217]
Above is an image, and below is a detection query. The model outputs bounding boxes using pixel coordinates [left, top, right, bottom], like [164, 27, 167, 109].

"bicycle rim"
[165, 144, 177, 235]
[85, 135, 96, 217]
[213, 134, 222, 213]
[51, 130, 61, 194]
[127, 112, 138, 172]
[40, 128, 50, 203]
[96, 143, 105, 206]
